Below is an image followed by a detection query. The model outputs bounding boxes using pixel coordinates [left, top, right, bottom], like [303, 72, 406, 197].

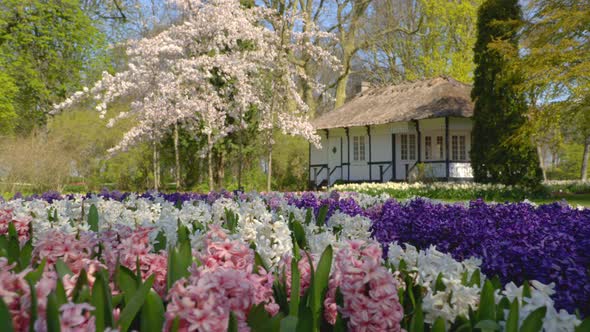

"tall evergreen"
[470, 0, 542, 188]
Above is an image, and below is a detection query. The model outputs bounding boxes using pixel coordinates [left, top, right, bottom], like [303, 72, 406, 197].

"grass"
[531, 193, 590, 207]
[437, 194, 590, 207]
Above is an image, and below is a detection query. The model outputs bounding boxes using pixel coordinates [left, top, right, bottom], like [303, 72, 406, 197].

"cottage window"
[425, 136, 432, 160]
[452, 135, 467, 161]
[409, 134, 416, 160]
[401, 134, 416, 161]
[401, 135, 408, 160]
[360, 136, 366, 160]
[459, 136, 466, 160]
[353, 136, 365, 161]
[437, 136, 443, 159]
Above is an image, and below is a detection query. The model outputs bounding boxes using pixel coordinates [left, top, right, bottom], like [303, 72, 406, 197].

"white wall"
[419, 118, 445, 131]
[424, 162, 446, 178]
[309, 131, 328, 185]
[450, 162, 473, 178]
[450, 117, 472, 131]
[309, 131, 326, 165]
[327, 128, 346, 183]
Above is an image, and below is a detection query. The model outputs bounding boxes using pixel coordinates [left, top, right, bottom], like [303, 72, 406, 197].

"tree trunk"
[207, 133, 214, 191]
[582, 137, 590, 181]
[303, 79, 317, 117]
[334, 49, 352, 108]
[266, 139, 273, 192]
[217, 150, 224, 189]
[153, 140, 159, 191]
[174, 122, 181, 190]
[537, 144, 547, 181]
[156, 143, 161, 190]
[237, 130, 243, 190]
[196, 158, 202, 184]
[301, 0, 319, 116]
[333, 0, 369, 108]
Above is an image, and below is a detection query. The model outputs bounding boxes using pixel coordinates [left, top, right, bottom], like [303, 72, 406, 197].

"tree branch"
[111, 0, 127, 22]
[313, 0, 326, 22]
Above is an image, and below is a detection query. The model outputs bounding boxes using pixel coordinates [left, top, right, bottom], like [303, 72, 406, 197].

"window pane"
[359, 136, 365, 161]
[452, 136, 458, 160]
[425, 136, 432, 160]
[437, 136, 443, 159]
[401, 134, 408, 160]
[409, 134, 416, 160]
[459, 136, 466, 160]
[353, 136, 359, 161]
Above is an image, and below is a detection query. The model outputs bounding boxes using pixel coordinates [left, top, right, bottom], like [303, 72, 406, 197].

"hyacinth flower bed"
[331, 181, 590, 202]
[331, 182, 540, 201]
[0, 191, 589, 331]
[370, 199, 590, 314]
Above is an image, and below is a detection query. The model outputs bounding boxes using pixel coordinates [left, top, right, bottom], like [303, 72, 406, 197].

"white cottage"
[309, 76, 474, 188]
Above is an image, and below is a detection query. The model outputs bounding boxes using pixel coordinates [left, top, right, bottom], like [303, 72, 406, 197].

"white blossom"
[53, 0, 339, 154]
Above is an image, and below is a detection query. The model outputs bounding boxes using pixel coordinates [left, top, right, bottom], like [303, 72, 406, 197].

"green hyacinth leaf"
[519, 306, 547, 332]
[46, 292, 61, 332]
[88, 204, 99, 232]
[431, 317, 446, 332]
[505, 299, 519, 332]
[139, 290, 165, 332]
[117, 274, 155, 332]
[0, 297, 15, 332]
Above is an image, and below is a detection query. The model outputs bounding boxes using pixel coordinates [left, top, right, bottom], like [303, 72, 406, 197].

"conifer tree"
[470, 0, 542, 187]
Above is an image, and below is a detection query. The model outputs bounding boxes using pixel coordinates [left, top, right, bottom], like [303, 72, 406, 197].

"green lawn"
[531, 193, 590, 207]
[437, 194, 590, 207]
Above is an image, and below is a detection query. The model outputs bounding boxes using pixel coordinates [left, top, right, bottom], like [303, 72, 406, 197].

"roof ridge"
[360, 76, 469, 93]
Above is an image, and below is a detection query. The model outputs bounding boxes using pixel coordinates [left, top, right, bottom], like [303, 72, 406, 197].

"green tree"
[490, 0, 590, 180]
[0, 64, 17, 135]
[470, 0, 543, 187]
[566, 101, 590, 180]
[363, 0, 482, 85]
[0, 0, 106, 134]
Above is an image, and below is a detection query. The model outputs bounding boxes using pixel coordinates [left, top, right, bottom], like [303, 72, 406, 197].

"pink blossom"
[200, 238, 254, 273]
[141, 253, 168, 296]
[166, 270, 252, 332]
[324, 241, 404, 332]
[35, 302, 96, 332]
[0, 258, 61, 331]
[279, 253, 313, 298]
[197, 231, 277, 314]
[33, 230, 97, 273]
[205, 225, 230, 242]
[59, 302, 96, 332]
[0, 208, 31, 246]
[62, 259, 107, 297]
[101, 226, 168, 296]
[247, 268, 279, 316]
[0, 258, 31, 330]
[166, 232, 278, 331]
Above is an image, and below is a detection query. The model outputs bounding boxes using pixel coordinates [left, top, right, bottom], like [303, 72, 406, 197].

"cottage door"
[328, 137, 341, 185]
[397, 133, 418, 180]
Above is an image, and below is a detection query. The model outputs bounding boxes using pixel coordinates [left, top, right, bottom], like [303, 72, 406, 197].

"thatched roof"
[312, 76, 473, 130]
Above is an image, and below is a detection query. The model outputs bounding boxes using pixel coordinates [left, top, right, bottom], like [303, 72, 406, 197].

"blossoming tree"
[53, 0, 339, 191]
